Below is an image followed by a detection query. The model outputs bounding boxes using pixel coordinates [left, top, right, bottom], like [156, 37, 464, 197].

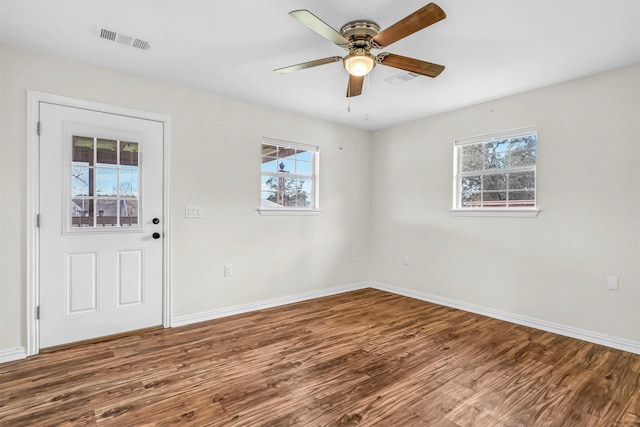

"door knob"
[152, 232, 161, 239]
[152, 218, 160, 224]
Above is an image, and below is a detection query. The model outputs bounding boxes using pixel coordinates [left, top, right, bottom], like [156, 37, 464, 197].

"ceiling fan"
[274, 2, 446, 97]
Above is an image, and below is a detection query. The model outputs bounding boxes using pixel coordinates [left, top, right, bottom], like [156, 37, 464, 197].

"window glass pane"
[283, 177, 298, 192]
[96, 139, 118, 166]
[96, 168, 118, 196]
[296, 160, 313, 176]
[262, 158, 278, 173]
[483, 173, 507, 191]
[262, 175, 280, 192]
[71, 199, 93, 227]
[461, 155, 483, 172]
[72, 136, 94, 165]
[483, 191, 507, 202]
[295, 192, 311, 208]
[120, 142, 138, 167]
[461, 176, 481, 202]
[96, 199, 118, 226]
[509, 190, 535, 202]
[72, 166, 90, 197]
[261, 192, 280, 207]
[510, 135, 536, 150]
[509, 171, 535, 190]
[486, 139, 509, 153]
[296, 150, 313, 161]
[119, 169, 139, 197]
[120, 199, 138, 226]
[510, 149, 536, 167]
[282, 194, 297, 207]
[461, 143, 483, 156]
[261, 144, 278, 157]
[484, 152, 509, 169]
[300, 179, 312, 194]
[261, 144, 278, 171]
[461, 192, 481, 207]
[278, 147, 296, 161]
[277, 158, 295, 173]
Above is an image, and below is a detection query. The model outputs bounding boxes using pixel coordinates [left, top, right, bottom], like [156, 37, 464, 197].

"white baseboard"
[171, 282, 369, 327]
[0, 347, 27, 364]
[370, 281, 640, 355]
[4, 281, 638, 361]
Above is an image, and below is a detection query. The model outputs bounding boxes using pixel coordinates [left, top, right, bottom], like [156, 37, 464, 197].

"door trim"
[26, 91, 172, 356]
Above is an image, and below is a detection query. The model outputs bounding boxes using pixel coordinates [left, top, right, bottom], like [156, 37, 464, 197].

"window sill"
[258, 208, 322, 216]
[450, 208, 539, 218]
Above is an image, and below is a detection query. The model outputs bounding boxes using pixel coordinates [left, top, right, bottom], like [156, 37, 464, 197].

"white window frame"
[258, 137, 320, 216]
[451, 126, 539, 218]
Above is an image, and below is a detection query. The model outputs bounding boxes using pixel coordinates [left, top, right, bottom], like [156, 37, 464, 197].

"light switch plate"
[185, 205, 203, 218]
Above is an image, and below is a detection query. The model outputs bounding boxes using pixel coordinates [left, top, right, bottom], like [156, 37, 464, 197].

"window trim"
[258, 137, 320, 216]
[451, 126, 540, 218]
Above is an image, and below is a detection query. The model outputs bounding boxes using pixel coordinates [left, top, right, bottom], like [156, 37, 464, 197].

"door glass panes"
[71, 136, 140, 228]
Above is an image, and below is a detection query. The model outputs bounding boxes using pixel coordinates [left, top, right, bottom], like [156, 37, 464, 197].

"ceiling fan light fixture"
[343, 50, 376, 76]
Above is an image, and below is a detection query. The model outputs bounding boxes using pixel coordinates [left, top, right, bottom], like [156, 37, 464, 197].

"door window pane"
[120, 199, 139, 226]
[70, 136, 141, 230]
[120, 142, 138, 166]
[96, 168, 118, 197]
[96, 139, 118, 166]
[72, 198, 93, 227]
[119, 168, 139, 197]
[72, 167, 90, 197]
[72, 137, 94, 165]
[96, 199, 118, 226]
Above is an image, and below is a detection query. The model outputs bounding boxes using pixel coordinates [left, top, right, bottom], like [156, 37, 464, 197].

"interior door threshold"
[40, 325, 164, 354]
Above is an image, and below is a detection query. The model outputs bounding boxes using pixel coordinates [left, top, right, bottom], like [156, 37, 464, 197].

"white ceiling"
[1, 0, 639, 131]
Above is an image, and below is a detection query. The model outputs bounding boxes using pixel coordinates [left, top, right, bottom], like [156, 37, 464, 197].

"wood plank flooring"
[2, 288, 640, 426]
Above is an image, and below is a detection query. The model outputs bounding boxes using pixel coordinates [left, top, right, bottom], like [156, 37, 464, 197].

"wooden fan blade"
[371, 3, 446, 48]
[275, 56, 342, 74]
[289, 10, 350, 48]
[347, 74, 364, 97]
[377, 53, 445, 78]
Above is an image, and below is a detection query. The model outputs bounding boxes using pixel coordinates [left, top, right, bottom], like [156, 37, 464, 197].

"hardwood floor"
[2, 288, 640, 426]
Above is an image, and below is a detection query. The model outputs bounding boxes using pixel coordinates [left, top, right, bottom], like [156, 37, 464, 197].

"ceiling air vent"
[385, 72, 420, 85]
[97, 27, 151, 51]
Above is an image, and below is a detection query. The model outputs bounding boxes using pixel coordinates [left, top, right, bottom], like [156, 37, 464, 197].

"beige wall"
[0, 44, 372, 350]
[370, 65, 640, 342]
[2, 42, 639, 354]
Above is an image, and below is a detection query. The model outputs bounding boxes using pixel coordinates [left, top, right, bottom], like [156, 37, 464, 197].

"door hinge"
[36, 121, 41, 136]
[36, 306, 40, 320]
[36, 214, 40, 228]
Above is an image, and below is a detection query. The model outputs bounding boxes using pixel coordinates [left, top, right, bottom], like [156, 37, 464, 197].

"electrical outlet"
[224, 264, 233, 277]
[402, 255, 409, 265]
[607, 276, 618, 291]
[351, 252, 357, 263]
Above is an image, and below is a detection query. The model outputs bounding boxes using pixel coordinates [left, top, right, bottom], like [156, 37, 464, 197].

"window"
[452, 126, 538, 217]
[70, 135, 140, 228]
[259, 138, 319, 215]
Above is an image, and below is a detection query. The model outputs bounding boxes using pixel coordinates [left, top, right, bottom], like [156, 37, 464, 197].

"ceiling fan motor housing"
[340, 21, 380, 76]
[340, 20, 380, 46]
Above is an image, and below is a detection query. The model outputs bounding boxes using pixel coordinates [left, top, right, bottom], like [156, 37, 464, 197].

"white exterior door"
[38, 102, 164, 348]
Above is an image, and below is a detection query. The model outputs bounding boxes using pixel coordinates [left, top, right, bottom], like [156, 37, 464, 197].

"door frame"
[26, 91, 172, 356]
